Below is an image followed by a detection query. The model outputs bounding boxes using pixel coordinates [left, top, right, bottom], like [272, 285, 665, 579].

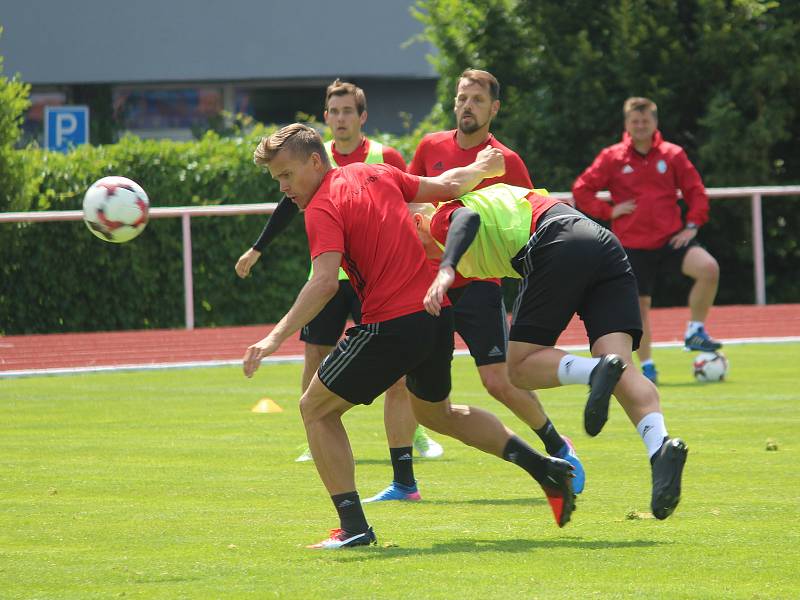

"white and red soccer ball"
[82, 176, 149, 243]
[693, 351, 729, 382]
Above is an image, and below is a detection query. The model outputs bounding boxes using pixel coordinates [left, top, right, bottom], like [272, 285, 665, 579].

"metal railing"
[2, 186, 799, 329]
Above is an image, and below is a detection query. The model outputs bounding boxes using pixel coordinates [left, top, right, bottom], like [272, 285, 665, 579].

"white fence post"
[182, 213, 195, 330]
[751, 193, 766, 306]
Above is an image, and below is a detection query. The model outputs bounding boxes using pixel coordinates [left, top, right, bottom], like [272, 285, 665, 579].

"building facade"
[1, 1, 438, 143]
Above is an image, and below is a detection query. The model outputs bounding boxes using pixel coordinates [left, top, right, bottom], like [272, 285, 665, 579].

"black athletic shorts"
[509, 203, 643, 351]
[317, 308, 454, 406]
[447, 281, 508, 366]
[626, 240, 699, 297]
[299, 280, 362, 346]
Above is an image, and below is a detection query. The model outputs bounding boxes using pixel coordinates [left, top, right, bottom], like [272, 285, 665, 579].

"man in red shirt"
[365, 69, 586, 503]
[572, 97, 722, 384]
[234, 79, 444, 462]
[243, 123, 576, 549]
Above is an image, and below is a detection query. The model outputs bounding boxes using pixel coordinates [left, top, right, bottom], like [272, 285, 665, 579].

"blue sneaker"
[362, 482, 421, 503]
[684, 326, 722, 352]
[642, 363, 658, 385]
[554, 436, 585, 494]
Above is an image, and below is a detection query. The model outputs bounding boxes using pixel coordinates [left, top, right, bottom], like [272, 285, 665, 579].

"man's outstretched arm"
[424, 207, 481, 316]
[235, 195, 299, 278]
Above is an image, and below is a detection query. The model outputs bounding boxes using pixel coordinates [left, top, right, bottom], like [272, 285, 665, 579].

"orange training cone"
[251, 398, 283, 413]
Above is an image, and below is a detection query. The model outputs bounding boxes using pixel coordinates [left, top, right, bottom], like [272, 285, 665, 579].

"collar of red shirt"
[621, 129, 664, 153]
[451, 129, 496, 150]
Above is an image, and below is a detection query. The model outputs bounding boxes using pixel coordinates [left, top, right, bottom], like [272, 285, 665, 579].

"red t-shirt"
[329, 138, 407, 171]
[409, 130, 534, 287]
[430, 192, 561, 261]
[305, 163, 447, 323]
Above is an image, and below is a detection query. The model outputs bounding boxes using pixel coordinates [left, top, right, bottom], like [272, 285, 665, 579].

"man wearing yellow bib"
[235, 79, 444, 464]
[413, 183, 689, 521]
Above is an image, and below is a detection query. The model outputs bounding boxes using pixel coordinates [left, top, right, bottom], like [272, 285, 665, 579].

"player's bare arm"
[415, 147, 505, 203]
[243, 251, 342, 377]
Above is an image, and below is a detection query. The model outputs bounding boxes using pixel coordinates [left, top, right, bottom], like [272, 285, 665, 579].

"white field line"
[2, 336, 799, 379]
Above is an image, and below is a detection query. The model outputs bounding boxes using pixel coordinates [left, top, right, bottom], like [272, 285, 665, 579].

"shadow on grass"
[354, 459, 453, 466]
[428, 497, 547, 507]
[657, 381, 710, 389]
[326, 536, 665, 561]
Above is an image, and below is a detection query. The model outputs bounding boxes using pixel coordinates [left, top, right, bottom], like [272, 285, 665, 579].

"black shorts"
[509, 203, 643, 351]
[317, 308, 454, 406]
[447, 281, 508, 366]
[626, 241, 699, 297]
[299, 280, 362, 346]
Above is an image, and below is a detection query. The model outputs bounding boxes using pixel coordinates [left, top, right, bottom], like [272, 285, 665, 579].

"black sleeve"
[439, 207, 481, 271]
[251, 195, 299, 252]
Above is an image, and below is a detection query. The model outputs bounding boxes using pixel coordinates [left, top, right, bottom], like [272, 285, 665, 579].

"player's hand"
[243, 335, 280, 378]
[611, 200, 636, 219]
[475, 147, 505, 179]
[424, 267, 456, 316]
[669, 227, 697, 249]
[235, 248, 262, 278]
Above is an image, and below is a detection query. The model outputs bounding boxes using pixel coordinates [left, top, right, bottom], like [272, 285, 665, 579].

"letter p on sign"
[45, 106, 89, 152]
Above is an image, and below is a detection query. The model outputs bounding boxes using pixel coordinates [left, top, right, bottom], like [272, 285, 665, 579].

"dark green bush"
[0, 127, 315, 334]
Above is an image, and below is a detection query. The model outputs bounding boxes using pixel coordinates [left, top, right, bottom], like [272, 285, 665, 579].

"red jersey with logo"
[305, 163, 447, 323]
[409, 130, 534, 287]
[329, 138, 407, 171]
[430, 192, 561, 253]
[572, 130, 708, 250]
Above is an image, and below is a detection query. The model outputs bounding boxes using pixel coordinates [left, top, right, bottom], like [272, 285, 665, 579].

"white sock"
[557, 354, 601, 385]
[636, 412, 668, 458]
[641, 359, 654, 367]
[685, 321, 704, 338]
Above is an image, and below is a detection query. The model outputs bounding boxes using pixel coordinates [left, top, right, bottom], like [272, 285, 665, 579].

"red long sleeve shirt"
[572, 130, 708, 250]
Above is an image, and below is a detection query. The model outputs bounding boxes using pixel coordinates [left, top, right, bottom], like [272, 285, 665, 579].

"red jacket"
[572, 130, 708, 250]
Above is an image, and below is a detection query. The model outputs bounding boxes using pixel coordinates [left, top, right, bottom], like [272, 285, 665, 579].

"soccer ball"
[82, 176, 149, 243]
[693, 351, 729, 382]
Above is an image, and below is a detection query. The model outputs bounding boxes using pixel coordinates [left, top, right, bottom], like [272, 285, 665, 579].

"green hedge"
[2, 125, 799, 335]
[0, 127, 315, 334]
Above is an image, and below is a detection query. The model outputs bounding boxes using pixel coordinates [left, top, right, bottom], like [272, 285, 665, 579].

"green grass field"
[2, 343, 799, 599]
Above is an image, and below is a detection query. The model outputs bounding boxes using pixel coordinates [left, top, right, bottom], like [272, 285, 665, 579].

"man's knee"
[685, 248, 720, 282]
[299, 379, 347, 424]
[410, 394, 448, 429]
[479, 366, 513, 400]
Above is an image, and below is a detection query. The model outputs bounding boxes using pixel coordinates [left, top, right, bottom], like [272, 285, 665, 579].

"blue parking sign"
[45, 106, 89, 152]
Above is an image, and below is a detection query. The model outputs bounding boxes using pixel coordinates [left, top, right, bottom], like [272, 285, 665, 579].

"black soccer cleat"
[539, 457, 576, 528]
[584, 354, 626, 436]
[651, 438, 688, 520]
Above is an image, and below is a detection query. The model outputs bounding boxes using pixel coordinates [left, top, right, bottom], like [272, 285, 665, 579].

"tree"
[0, 25, 32, 211]
[413, 0, 800, 188]
[413, 0, 800, 304]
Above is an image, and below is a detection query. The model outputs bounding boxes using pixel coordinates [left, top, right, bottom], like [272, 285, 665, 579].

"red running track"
[2, 304, 799, 373]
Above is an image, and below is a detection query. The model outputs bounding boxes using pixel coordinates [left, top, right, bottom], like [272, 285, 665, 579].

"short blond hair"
[253, 123, 329, 168]
[408, 203, 436, 218]
[623, 97, 658, 119]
